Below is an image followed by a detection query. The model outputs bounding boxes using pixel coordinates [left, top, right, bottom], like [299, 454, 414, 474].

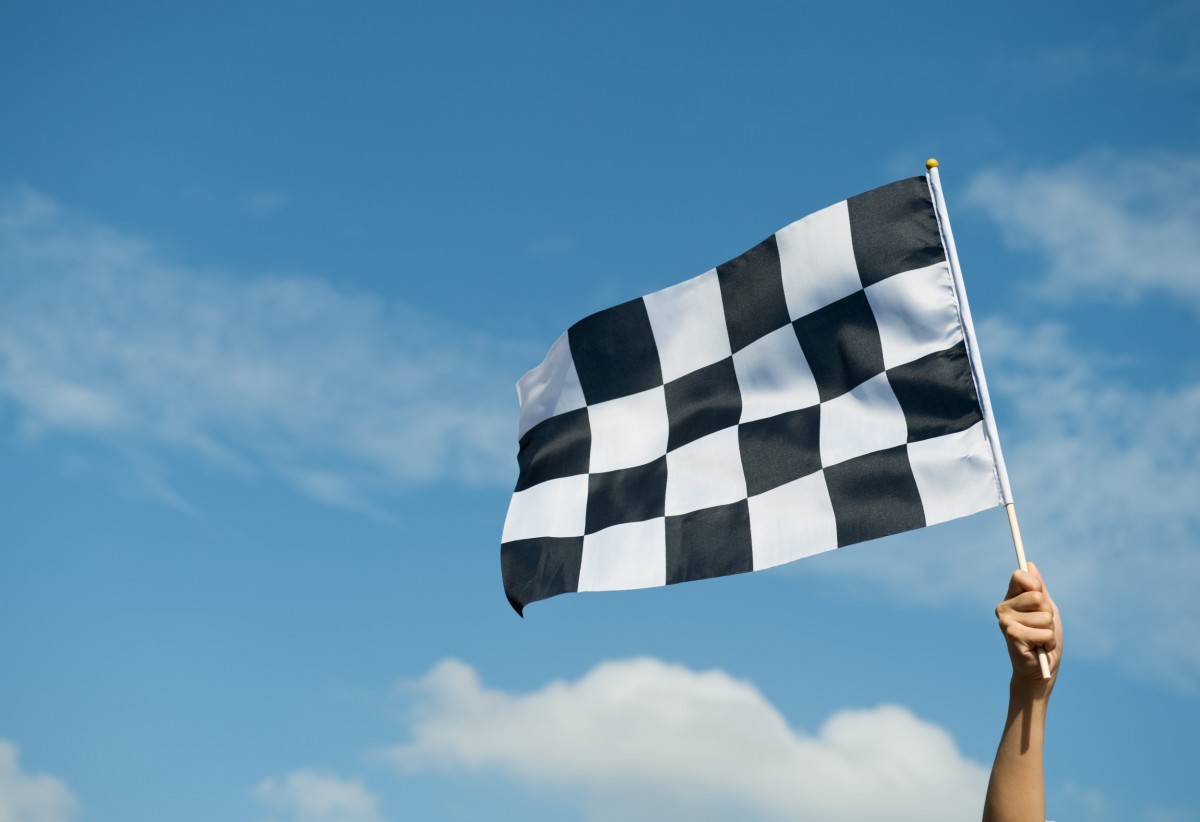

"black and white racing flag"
[501, 173, 1010, 615]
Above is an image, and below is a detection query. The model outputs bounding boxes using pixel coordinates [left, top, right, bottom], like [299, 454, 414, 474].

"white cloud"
[255, 770, 383, 822]
[966, 151, 1200, 312]
[384, 657, 988, 822]
[0, 186, 536, 510]
[0, 740, 78, 822]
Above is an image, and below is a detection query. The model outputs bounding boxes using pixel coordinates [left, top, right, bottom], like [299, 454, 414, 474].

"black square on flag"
[792, 290, 885, 402]
[824, 445, 925, 546]
[847, 176, 946, 287]
[569, 297, 663, 405]
[665, 357, 743, 452]
[887, 341, 983, 443]
[666, 499, 753, 585]
[585, 456, 668, 534]
[515, 407, 591, 492]
[717, 235, 791, 354]
[501, 536, 584, 616]
[738, 406, 822, 496]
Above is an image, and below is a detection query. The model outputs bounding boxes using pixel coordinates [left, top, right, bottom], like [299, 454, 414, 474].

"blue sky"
[2, 2, 1198, 820]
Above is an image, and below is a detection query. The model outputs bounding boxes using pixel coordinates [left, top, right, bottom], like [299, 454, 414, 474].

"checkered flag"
[501, 173, 1009, 615]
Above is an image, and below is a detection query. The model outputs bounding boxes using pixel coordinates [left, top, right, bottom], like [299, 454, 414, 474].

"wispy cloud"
[0, 740, 78, 822]
[965, 151, 1200, 312]
[240, 190, 290, 218]
[383, 657, 988, 822]
[850, 149, 1200, 691]
[987, 319, 1200, 689]
[0, 186, 536, 511]
[180, 186, 291, 218]
[529, 235, 575, 257]
[255, 770, 383, 822]
[955, 151, 1200, 690]
[810, 316, 1200, 692]
[1004, 4, 1200, 88]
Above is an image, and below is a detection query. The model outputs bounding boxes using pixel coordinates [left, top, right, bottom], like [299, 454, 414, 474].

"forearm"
[982, 679, 1051, 822]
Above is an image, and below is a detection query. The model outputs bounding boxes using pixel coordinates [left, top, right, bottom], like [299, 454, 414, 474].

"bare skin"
[982, 562, 1063, 822]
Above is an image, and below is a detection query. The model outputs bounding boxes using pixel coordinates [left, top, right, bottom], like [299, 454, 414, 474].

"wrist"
[1009, 674, 1054, 706]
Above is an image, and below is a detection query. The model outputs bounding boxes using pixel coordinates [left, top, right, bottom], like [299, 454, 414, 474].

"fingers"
[997, 563, 1063, 680]
[997, 590, 1052, 618]
[1004, 607, 1054, 629]
[1001, 618, 1058, 652]
[1006, 567, 1042, 598]
[996, 601, 1056, 641]
[997, 568, 1058, 650]
[1005, 589, 1049, 612]
[1028, 562, 1061, 619]
[1000, 571, 1048, 620]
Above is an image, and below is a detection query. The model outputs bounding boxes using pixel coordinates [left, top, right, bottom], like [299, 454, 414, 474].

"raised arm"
[982, 562, 1062, 822]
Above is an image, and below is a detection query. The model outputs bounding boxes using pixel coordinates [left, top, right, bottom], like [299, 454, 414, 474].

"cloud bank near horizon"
[0, 740, 78, 822]
[384, 656, 989, 822]
[254, 770, 384, 822]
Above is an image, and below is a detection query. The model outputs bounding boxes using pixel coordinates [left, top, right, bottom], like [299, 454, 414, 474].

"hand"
[995, 562, 1062, 694]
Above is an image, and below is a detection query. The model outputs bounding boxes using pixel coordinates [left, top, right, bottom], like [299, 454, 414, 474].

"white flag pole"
[925, 159, 1052, 680]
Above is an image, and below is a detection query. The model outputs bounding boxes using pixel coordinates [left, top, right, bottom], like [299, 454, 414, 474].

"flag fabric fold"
[501, 175, 1004, 615]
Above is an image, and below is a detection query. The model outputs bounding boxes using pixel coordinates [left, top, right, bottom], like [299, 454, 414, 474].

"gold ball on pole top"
[925, 158, 939, 169]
